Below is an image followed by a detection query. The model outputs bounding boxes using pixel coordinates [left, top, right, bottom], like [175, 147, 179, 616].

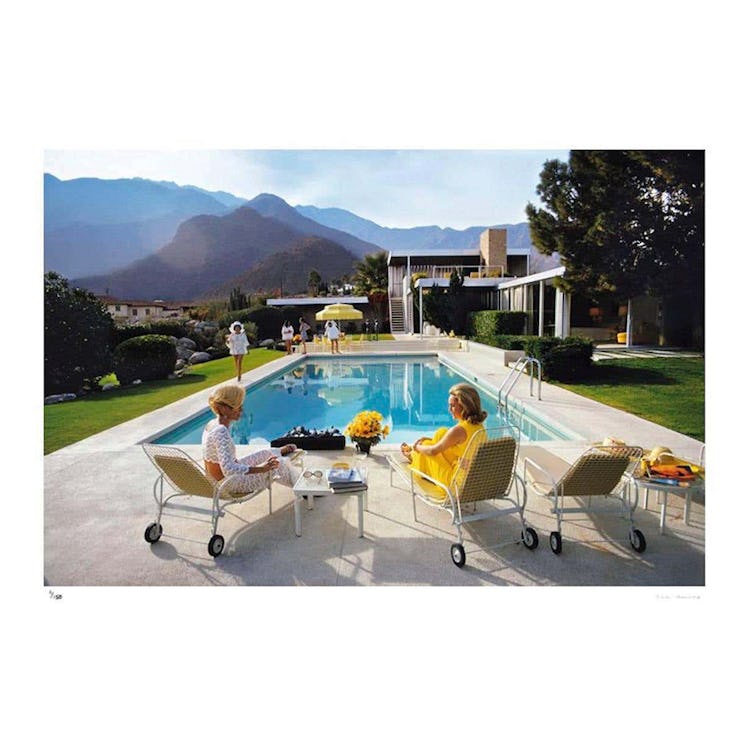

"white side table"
[292, 473, 366, 538]
[633, 478, 705, 535]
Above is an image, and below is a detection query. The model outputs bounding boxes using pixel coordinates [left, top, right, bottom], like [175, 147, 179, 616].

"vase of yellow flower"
[345, 410, 390, 455]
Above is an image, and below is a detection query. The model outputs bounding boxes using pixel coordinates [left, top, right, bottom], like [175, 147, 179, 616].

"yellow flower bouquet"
[344, 410, 390, 454]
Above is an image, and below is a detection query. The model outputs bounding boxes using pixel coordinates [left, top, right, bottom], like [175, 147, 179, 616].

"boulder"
[260, 338, 275, 348]
[175, 359, 188, 371]
[177, 337, 196, 350]
[44, 393, 77, 405]
[189, 352, 211, 365]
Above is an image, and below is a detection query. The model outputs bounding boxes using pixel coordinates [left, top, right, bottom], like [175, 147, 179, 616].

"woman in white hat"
[226, 321, 250, 381]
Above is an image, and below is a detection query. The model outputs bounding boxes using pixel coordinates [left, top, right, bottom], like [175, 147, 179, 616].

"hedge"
[523, 336, 594, 382]
[113, 335, 176, 384]
[114, 320, 188, 346]
[469, 310, 527, 345]
[218, 305, 298, 342]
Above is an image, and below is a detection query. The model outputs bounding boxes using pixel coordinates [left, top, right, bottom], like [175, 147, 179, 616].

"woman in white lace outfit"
[202, 384, 298, 492]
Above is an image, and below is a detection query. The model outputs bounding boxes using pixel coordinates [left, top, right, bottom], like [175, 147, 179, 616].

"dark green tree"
[422, 270, 470, 334]
[228, 287, 248, 311]
[353, 251, 389, 322]
[526, 150, 704, 346]
[421, 283, 449, 332]
[307, 269, 322, 296]
[44, 272, 116, 394]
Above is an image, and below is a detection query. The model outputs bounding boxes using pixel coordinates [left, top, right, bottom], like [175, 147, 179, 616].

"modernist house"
[388, 228, 662, 345]
[266, 296, 374, 333]
[252, 228, 663, 345]
[388, 228, 573, 338]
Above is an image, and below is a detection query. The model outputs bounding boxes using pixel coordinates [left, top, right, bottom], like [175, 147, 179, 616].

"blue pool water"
[153, 356, 570, 446]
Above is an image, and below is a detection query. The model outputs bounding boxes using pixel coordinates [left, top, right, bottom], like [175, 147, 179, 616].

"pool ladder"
[498, 356, 542, 418]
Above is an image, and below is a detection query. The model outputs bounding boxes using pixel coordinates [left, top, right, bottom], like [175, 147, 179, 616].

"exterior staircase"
[389, 297, 406, 333]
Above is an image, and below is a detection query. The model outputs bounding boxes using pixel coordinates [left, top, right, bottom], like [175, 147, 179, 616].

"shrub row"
[113, 335, 176, 385]
[523, 336, 594, 382]
[468, 311, 527, 345]
[218, 305, 306, 342]
[114, 320, 189, 346]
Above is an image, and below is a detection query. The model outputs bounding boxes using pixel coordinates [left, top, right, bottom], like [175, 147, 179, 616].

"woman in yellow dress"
[400, 383, 487, 487]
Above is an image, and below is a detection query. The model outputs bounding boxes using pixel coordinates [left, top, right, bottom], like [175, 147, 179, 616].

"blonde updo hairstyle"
[449, 383, 487, 424]
[208, 384, 246, 416]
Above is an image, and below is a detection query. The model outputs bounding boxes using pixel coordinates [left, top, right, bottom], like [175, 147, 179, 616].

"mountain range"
[294, 204, 532, 250]
[44, 174, 245, 278]
[73, 206, 363, 300]
[44, 173, 556, 301]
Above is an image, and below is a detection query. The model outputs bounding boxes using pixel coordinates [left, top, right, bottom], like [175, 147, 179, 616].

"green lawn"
[557, 357, 704, 442]
[44, 350, 284, 454]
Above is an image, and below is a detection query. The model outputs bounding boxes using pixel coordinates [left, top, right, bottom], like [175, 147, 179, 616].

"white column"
[625, 298, 632, 347]
[419, 284, 423, 338]
[538, 280, 544, 336]
[406, 256, 411, 333]
[562, 292, 571, 337]
[554, 288, 565, 337]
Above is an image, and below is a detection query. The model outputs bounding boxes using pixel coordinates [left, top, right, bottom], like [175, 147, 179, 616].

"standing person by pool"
[325, 319, 340, 354]
[400, 383, 487, 487]
[203, 384, 299, 491]
[298, 317, 311, 354]
[281, 320, 295, 355]
[226, 321, 250, 382]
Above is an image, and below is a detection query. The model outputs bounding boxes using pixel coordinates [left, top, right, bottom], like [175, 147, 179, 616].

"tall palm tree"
[353, 251, 389, 324]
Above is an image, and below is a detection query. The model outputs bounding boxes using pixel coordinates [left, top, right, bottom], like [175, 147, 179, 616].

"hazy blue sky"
[44, 149, 569, 229]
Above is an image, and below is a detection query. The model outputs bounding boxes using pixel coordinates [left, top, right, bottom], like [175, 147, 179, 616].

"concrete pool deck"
[44, 340, 705, 586]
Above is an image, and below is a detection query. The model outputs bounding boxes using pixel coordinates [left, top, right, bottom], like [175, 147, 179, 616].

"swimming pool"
[152, 356, 572, 446]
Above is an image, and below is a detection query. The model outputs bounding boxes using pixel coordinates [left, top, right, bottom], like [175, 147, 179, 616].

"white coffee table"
[292, 472, 367, 538]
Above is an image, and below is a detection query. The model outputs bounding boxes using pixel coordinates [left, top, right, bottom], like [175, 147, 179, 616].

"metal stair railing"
[497, 356, 542, 416]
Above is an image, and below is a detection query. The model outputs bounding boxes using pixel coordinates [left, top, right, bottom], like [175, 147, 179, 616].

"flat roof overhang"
[388, 247, 532, 266]
[266, 296, 369, 306]
[411, 266, 565, 291]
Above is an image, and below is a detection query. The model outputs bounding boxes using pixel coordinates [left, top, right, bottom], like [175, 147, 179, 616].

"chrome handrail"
[498, 356, 542, 416]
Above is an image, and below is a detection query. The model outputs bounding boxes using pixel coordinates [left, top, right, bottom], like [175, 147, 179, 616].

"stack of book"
[326, 467, 368, 493]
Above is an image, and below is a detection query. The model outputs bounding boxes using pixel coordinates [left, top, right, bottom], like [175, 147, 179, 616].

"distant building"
[97, 296, 197, 324]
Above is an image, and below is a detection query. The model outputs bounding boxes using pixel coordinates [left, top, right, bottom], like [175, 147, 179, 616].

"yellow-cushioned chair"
[523, 444, 645, 555]
[387, 426, 538, 567]
[142, 444, 303, 558]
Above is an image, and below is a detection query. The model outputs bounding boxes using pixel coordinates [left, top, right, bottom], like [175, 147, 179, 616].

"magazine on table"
[326, 467, 367, 492]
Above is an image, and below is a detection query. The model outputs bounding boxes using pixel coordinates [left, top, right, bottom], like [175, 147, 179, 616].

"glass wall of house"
[526, 282, 558, 337]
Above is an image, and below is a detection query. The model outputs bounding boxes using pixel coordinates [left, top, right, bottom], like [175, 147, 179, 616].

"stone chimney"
[479, 228, 507, 273]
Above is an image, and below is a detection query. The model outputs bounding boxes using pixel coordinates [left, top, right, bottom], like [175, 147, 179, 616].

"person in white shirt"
[325, 319, 340, 354]
[281, 320, 295, 355]
[226, 321, 250, 381]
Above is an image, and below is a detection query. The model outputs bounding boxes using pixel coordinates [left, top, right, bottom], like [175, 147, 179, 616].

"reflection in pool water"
[154, 356, 569, 446]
